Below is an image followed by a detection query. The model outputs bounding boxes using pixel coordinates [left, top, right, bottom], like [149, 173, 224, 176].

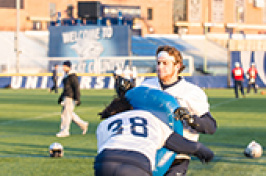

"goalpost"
[0, 55, 194, 77]
[47, 55, 194, 76]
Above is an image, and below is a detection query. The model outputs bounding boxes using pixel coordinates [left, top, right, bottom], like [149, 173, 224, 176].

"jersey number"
[108, 117, 148, 137]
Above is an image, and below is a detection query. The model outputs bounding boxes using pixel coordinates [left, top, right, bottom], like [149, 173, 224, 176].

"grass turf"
[0, 88, 265, 176]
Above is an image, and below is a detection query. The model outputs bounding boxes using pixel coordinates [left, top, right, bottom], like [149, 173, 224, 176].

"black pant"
[50, 79, 58, 93]
[247, 83, 257, 94]
[94, 149, 152, 176]
[164, 159, 190, 176]
[234, 80, 244, 98]
[94, 161, 150, 176]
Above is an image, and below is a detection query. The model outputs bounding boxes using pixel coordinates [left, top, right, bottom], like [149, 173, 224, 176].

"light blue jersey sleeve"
[153, 119, 183, 176]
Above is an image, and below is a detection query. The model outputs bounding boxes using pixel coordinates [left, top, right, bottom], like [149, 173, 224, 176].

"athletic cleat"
[82, 122, 89, 135]
[56, 132, 70, 138]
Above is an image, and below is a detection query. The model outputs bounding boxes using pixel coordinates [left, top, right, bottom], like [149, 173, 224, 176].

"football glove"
[117, 78, 134, 97]
[174, 107, 198, 127]
[194, 143, 214, 164]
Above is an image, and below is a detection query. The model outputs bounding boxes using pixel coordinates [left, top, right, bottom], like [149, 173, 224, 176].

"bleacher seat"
[131, 35, 228, 75]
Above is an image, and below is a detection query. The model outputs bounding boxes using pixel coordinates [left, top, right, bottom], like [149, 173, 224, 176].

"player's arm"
[164, 132, 214, 163]
[189, 112, 217, 134]
[58, 89, 64, 104]
[177, 108, 217, 134]
[72, 75, 81, 105]
[158, 115, 214, 164]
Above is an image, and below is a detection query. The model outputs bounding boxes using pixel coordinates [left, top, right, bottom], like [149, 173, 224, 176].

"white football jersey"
[96, 110, 173, 169]
[141, 77, 210, 142]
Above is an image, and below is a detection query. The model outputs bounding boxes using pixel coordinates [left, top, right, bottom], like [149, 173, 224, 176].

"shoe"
[56, 132, 70, 137]
[82, 122, 89, 135]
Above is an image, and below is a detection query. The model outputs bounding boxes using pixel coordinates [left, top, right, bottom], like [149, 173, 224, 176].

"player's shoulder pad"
[182, 80, 207, 99]
[140, 77, 160, 89]
[125, 86, 180, 125]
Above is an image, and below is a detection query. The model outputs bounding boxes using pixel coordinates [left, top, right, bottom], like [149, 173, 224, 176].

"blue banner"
[3, 75, 266, 89]
[0, 76, 234, 89]
[49, 25, 131, 57]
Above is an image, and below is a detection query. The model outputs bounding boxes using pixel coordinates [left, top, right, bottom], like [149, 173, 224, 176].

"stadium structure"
[0, 0, 266, 88]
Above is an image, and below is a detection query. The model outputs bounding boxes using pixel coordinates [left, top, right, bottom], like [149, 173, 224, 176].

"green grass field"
[0, 88, 265, 176]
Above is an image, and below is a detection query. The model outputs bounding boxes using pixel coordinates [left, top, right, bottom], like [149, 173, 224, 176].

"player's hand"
[75, 100, 81, 106]
[174, 107, 190, 121]
[117, 78, 134, 97]
[194, 143, 214, 164]
[58, 97, 63, 104]
[174, 107, 198, 127]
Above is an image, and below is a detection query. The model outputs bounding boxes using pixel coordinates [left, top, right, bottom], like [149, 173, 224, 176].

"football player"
[94, 87, 214, 176]
[232, 62, 245, 98]
[141, 46, 217, 176]
[50, 64, 58, 93]
[113, 65, 136, 97]
[246, 63, 258, 94]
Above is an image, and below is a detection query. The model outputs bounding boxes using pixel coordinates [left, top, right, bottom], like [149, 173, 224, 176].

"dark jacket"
[52, 69, 58, 81]
[59, 71, 80, 103]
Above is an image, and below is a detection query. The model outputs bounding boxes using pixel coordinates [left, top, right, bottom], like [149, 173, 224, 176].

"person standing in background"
[247, 63, 258, 94]
[232, 62, 245, 98]
[50, 64, 58, 93]
[57, 60, 89, 137]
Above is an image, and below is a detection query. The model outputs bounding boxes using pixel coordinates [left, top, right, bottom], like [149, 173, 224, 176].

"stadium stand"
[182, 35, 228, 75]
[131, 36, 158, 56]
[132, 35, 228, 75]
[0, 31, 228, 75]
[0, 31, 49, 73]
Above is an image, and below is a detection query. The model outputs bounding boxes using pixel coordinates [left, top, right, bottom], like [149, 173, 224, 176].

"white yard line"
[213, 156, 266, 161]
[210, 98, 238, 109]
[0, 112, 60, 125]
[0, 108, 92, 126]
[0, 98, 238, 126]
[0, 154, 96, 158]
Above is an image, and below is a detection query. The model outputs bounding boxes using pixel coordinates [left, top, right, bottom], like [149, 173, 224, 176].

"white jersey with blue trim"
[141, 77, 210, 143]
[96, 109, 173, 170]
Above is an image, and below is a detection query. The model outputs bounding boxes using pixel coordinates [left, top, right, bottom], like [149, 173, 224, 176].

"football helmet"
[244, 140, 263, 158]
[49, 142, 64, 157]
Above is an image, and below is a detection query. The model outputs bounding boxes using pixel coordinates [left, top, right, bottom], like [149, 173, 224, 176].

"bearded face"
[157, 59, 179, 84]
